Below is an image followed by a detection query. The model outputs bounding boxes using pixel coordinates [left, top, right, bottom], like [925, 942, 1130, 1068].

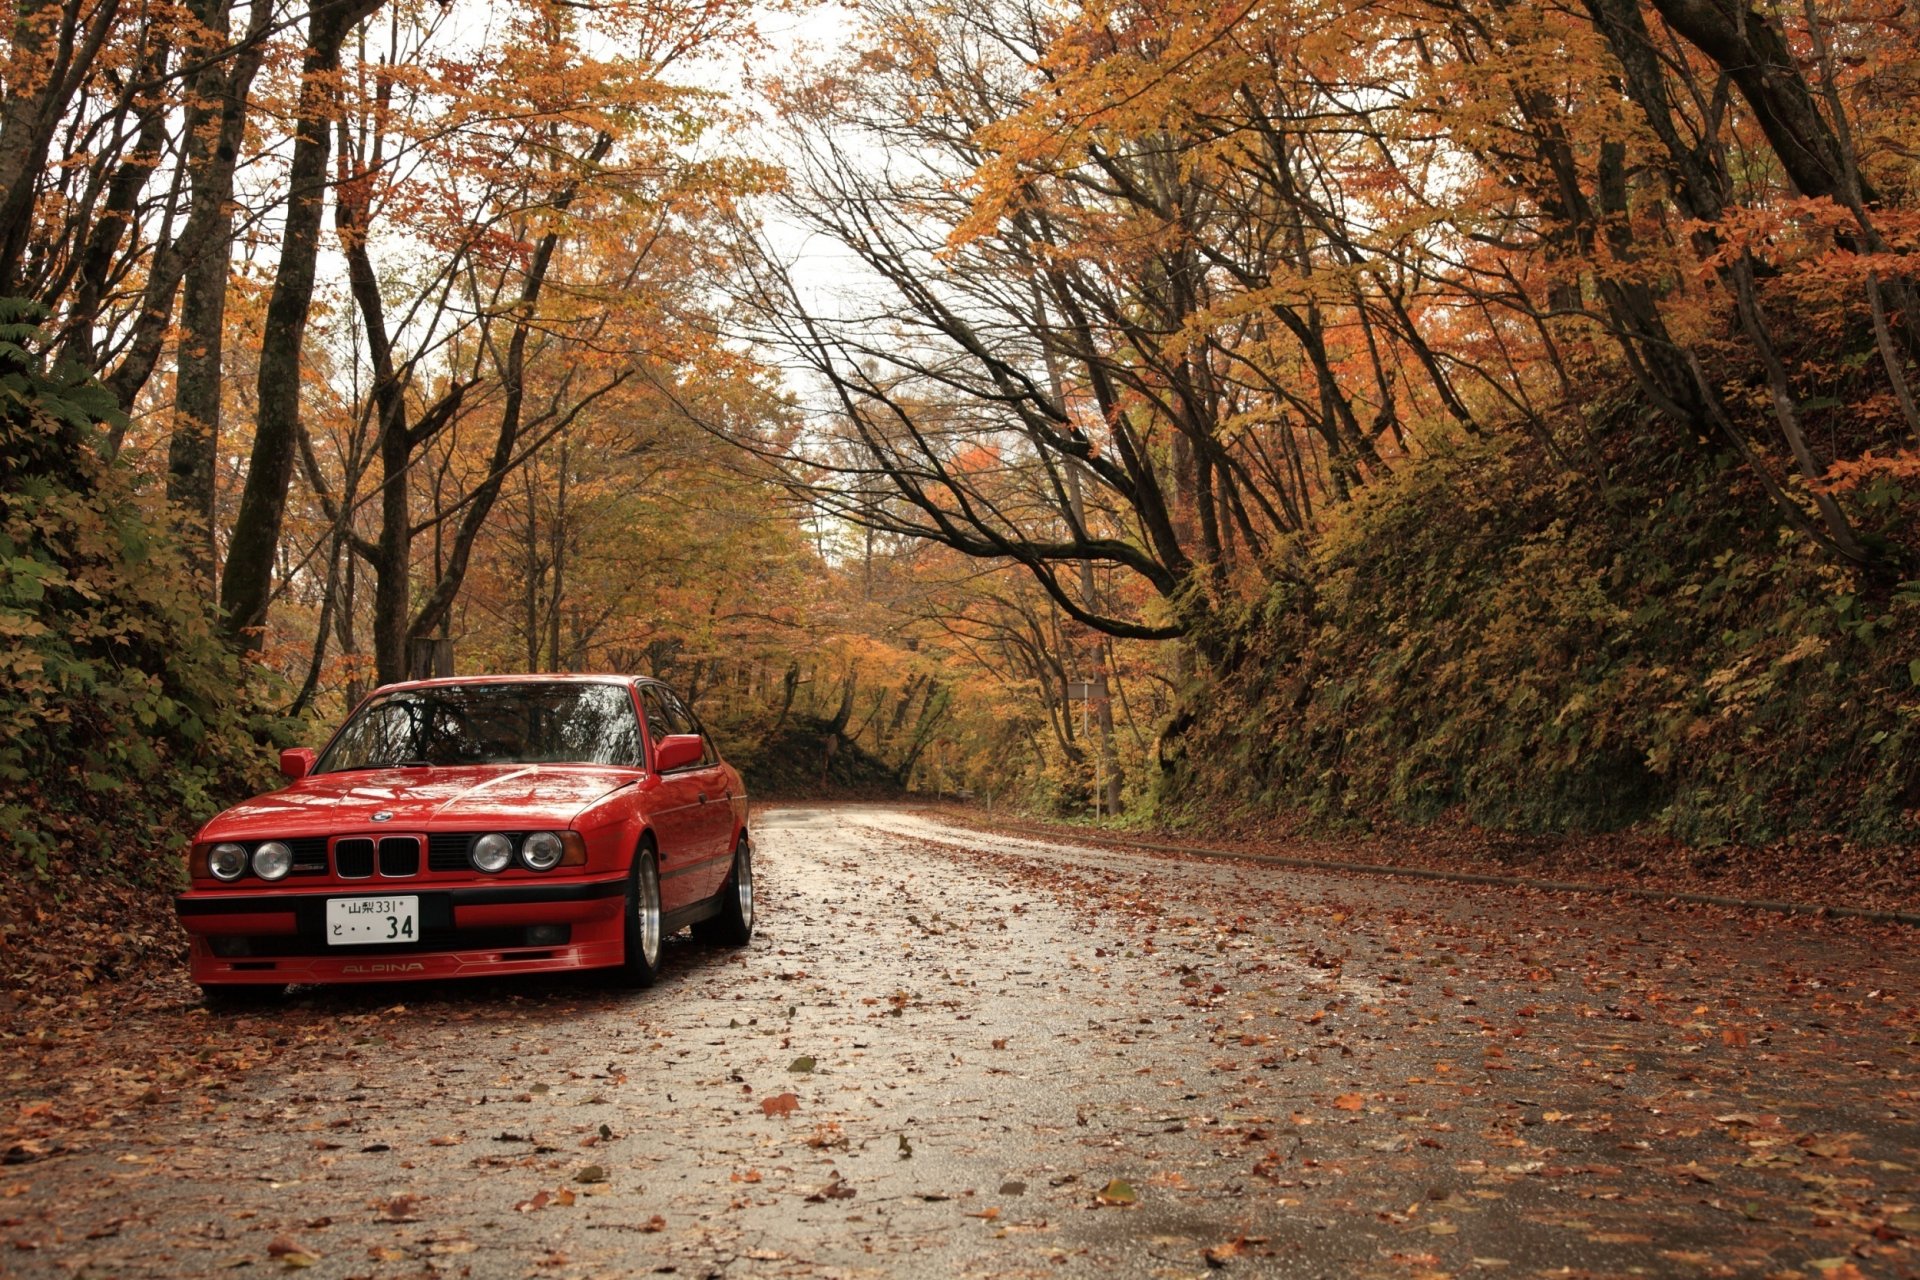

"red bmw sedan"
[174, 675, 752, 1002]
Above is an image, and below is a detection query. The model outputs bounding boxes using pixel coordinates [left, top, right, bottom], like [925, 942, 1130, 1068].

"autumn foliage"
[3, 0, 1920, 872]
[0, 306, 279, 879]
[723, 0, 1920, 839]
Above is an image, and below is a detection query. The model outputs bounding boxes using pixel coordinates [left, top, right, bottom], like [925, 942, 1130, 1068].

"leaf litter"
[0, 805, 1913, 1278]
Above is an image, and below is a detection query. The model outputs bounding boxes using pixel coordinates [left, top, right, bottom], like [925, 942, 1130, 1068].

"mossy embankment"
[1161, 416, 1920, 847]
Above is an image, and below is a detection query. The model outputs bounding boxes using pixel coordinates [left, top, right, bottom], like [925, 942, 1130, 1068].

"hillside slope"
[1161, 419, 1919, 846]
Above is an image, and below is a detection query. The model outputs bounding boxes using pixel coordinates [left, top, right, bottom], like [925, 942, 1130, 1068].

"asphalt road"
[4, 805, 1918, 1279]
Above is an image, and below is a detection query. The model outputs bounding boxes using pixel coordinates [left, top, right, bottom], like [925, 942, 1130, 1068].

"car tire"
[612, 845, 665, 989]
[694, 837, 754, 947]
[200, 983, 285, 1009]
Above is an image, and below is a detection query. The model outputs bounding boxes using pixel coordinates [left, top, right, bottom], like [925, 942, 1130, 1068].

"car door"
[638, 685, 705, 912]
[662, 688, 736, 893]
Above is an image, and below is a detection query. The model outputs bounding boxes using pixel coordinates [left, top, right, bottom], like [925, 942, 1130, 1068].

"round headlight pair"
[207, 840, 293, 882]
[469, 831, 566, 874]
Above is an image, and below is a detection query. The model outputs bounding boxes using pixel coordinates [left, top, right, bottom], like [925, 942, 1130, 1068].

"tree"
[219, 0, 383, 645]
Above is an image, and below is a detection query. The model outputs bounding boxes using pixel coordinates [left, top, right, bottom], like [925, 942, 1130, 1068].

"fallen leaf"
[377, 1194, 421, 1223]
[1205, 1237, 1245, 1267]
[805, 1174, 856, 1202]
[267, 1237, 319, 1268]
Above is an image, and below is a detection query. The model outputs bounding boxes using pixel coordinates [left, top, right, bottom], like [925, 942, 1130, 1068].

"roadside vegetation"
[1168, 424, 1920, 845]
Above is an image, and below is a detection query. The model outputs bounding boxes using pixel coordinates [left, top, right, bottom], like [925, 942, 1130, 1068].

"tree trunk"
[219, 0, 381, 646]
[1646, 0, 1857, 205]
[547, 435, 568, 670]
[400, 133, 613, 666]
[168, 0, 272, 582]
[773, 662, 799, 732]
[0, 0, 124, 292]
[827, 668, 857, 737]
[59, 41, 169, 373]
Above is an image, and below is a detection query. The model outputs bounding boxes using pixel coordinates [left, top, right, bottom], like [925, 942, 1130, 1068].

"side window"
[661, 689, 717, 766]
[637, 688, 674, 757]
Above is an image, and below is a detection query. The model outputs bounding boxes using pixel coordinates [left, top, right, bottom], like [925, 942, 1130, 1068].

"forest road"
[5, 804, 1919, 1279]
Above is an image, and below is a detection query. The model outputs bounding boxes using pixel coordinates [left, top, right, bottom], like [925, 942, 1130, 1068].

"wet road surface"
[4, 805, 1918, 1278]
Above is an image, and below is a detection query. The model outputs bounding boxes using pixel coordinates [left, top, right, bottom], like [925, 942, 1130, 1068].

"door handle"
[698, 792, 708, 804]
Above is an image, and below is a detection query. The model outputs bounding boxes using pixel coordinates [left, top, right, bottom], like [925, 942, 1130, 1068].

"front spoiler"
[185, 936, 626, 985]
[176, 875, 629, 986]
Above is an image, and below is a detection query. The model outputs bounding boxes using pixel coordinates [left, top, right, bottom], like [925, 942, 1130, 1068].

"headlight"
[208, 843, 248, 881]
[521, 831, 564, 871]
[252, 841, 293, 881]
[471, 833, 514, 873]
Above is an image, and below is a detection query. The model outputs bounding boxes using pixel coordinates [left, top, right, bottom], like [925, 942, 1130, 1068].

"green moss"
[1164, 426, 1920, 845]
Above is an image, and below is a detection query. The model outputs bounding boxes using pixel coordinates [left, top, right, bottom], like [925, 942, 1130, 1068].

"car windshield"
[316, 682, 643, 772]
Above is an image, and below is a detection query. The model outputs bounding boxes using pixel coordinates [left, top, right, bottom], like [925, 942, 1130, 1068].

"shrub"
[0, 301, 286, 886]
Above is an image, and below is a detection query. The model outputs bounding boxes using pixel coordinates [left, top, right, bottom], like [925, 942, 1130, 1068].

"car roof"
[369, 673, 645, 696]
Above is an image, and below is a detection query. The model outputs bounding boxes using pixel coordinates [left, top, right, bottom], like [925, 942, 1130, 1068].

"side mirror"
[655, 734, 704, 772]
[280, 747, 316, 782]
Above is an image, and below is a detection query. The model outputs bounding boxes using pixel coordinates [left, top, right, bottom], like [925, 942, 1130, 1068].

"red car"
[175, 675, 752, 1002]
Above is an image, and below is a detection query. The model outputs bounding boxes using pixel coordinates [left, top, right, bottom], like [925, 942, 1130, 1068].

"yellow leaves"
[1773, 634, 1828, 668]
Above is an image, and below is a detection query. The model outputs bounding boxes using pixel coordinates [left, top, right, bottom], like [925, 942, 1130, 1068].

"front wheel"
[695, 837, 754, 947]
[612, 847, 665, 988]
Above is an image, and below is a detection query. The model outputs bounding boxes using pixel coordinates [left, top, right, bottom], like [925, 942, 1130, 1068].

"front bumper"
[175, 877, 628, 985]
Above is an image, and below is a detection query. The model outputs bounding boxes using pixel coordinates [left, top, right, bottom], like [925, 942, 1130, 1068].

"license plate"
[326, 896, 419, 946]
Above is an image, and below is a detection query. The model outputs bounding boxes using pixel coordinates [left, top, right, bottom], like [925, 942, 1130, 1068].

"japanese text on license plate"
[326, 896, 419, 946]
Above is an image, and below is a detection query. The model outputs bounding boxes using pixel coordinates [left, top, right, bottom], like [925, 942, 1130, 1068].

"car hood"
[200, 765, 638, 839]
